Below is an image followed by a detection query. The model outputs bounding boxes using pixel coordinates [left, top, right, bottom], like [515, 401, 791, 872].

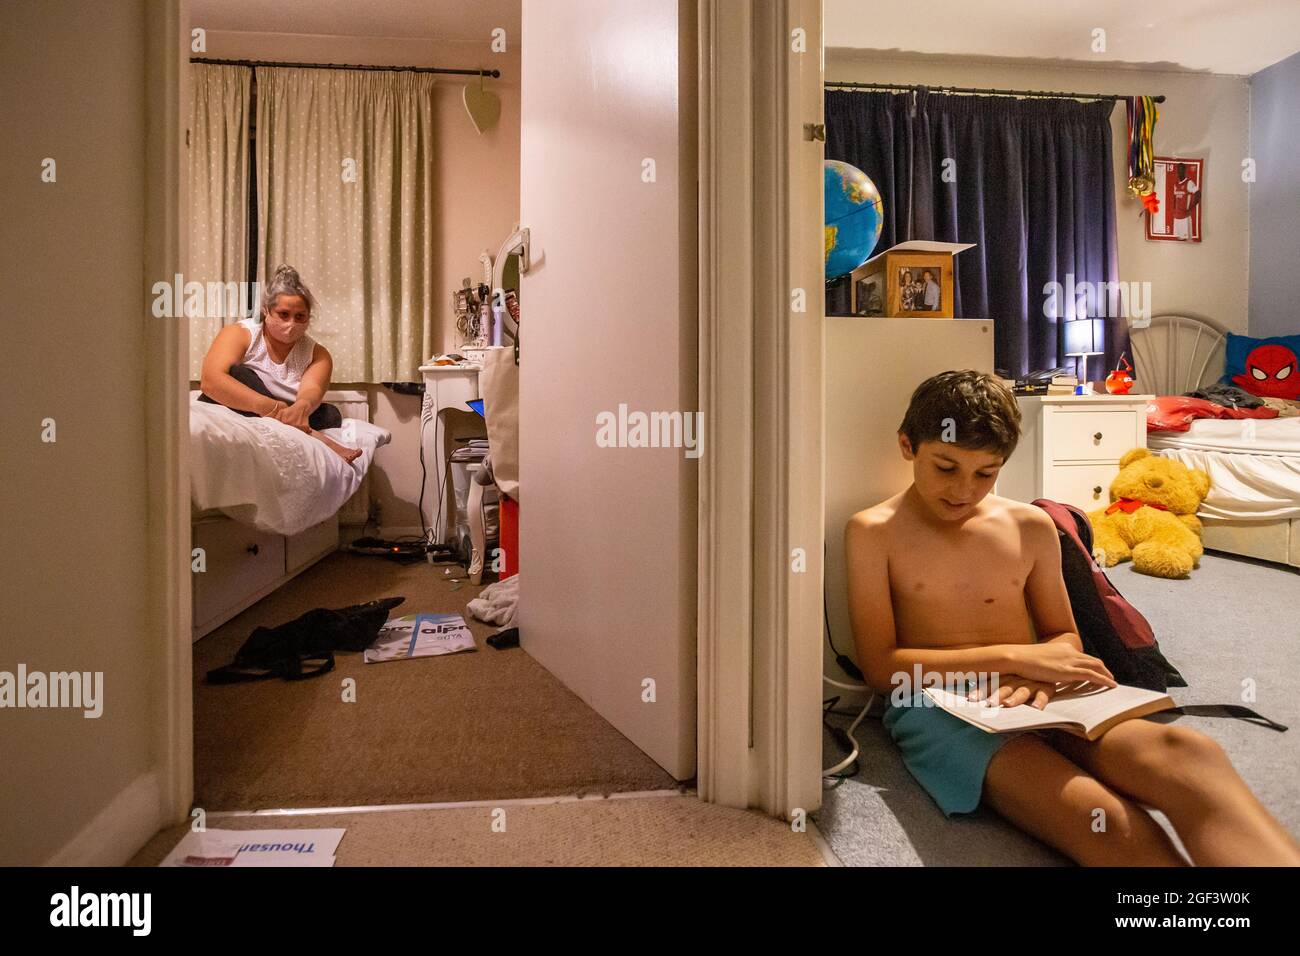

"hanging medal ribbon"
[1126, 96, 1160, 216]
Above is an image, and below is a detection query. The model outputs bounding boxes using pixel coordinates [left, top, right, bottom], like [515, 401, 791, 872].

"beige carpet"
[193, 552, 677, 810]
[129, 794, 827, 867]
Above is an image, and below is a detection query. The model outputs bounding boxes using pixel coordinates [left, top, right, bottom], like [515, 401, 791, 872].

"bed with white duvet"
[1148, 415, 1300, 568]
[1148, 416, 1300, 522]
[190, 396, 392, 536]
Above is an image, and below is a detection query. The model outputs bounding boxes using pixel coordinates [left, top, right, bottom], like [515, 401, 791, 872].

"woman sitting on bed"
[199, 264, 361, 463]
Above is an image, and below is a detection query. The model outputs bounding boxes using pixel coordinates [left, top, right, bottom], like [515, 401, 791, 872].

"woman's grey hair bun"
[261, 264, 317, 318]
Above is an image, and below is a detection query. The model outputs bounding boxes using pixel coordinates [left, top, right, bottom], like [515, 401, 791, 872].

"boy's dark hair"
[898, 370, 1021, 461]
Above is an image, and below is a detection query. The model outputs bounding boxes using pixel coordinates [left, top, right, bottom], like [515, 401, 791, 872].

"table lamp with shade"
[1064, 317, 1105, 391]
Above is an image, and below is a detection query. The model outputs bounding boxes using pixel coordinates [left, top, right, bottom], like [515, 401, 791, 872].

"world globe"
[824, 160, 884, 279]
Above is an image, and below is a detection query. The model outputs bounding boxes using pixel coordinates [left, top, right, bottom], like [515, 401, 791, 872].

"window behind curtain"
[825, 89, 1124, 378]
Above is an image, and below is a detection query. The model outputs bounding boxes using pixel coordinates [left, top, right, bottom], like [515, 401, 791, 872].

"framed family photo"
[1146, 157, 1203, 242]
[895, 262, 945, 314]
[850, 250, 955, 318]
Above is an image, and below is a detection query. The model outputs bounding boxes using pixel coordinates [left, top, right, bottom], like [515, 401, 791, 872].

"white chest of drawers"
[997, 394, 1152, 512]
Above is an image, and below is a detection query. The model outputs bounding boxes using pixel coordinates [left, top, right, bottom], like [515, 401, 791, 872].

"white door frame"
[146, 0, 193, 827]
[695, 0, 825, 818]
[148, 0, 825, 829]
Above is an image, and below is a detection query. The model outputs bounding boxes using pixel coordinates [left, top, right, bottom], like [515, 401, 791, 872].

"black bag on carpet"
[206, 596, 406, 684]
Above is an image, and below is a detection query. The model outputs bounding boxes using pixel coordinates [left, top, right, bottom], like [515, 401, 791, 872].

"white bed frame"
[190, 389, 375, 639]
[1130, 314, 1300, 569]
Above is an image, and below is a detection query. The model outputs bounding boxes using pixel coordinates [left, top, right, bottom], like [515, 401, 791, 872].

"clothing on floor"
[199, 362, 342, 430]
[467, 574, 519, 628]
[206, 596, 405, 684]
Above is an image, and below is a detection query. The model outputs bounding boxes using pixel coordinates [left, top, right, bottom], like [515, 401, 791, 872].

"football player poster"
[1147, 157, 1203, 242]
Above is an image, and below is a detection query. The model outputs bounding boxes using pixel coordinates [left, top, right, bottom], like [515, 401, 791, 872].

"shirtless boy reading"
[844, 370, 1300, 866]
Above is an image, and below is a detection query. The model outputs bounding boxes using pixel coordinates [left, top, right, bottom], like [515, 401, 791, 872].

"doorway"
[148, 0, 824, 833]
[177, 0, 696, 813]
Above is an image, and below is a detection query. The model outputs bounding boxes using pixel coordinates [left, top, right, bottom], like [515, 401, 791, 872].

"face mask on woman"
[263, 294, 310, 346]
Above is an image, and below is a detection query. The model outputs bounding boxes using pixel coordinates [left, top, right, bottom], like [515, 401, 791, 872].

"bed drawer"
[192, 520, 286, 629]
[286, 515, 339, 573]
[1201, 517, 1293, 565]
[1045, 408, 1142, 462]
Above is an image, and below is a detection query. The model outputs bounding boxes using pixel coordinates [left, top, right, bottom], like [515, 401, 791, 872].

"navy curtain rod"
[191, 57, 500, 78]
[825, 80, 1163, 104]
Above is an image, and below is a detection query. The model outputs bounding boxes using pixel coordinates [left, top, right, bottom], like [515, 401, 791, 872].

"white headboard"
[1128, 314, 1230, 396]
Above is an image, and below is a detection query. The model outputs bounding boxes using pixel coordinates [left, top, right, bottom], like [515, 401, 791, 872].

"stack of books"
[1046, 373, 1079, 395]
[1001, 372, 1084, 396]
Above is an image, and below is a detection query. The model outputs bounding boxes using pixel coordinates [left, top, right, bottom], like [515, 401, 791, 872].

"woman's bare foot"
[310, 429, 363, 464]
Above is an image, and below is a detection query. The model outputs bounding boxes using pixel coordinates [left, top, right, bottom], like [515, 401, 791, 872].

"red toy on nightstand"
[1106, 353, 1135, 395]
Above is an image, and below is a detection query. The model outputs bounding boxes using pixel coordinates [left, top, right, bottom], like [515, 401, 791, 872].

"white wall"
[0, 0, 158, 865]
[518, 0, 697, 779]
[823, 318, 995, 681]
[826, 50, 1254, 333]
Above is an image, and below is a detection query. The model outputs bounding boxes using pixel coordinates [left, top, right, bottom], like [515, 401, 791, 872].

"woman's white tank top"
[237, 318, 317, 403]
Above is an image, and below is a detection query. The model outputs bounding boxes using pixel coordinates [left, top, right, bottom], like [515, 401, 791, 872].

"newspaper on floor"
[159, 828, 345, 867]
[364, 612, 477, 663]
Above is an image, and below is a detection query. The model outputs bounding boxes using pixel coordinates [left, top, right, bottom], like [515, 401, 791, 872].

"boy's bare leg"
[309, 429, 362, 464]
[983, 734, 1188, 866]
[1045, 721, 1300, 867]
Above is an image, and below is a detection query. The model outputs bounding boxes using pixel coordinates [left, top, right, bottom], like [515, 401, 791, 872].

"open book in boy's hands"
[923, 683, 1175, 740]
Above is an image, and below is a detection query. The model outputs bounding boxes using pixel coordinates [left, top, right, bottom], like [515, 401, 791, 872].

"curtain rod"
[190, 57, 500, 78]
[825, 80, 1163, 104]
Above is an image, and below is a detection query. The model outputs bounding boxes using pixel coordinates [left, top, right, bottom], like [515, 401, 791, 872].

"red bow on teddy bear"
[1105, 497, 1169, 515]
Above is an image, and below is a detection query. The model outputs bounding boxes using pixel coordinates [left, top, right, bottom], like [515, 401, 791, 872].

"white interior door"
[516, 0, 697, 779]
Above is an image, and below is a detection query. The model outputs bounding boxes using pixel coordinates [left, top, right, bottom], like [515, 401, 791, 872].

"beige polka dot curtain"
[255, 67, 436, 383]
[187, 64, 252, 380]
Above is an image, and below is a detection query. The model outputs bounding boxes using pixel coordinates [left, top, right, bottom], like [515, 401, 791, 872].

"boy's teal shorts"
[882, 692, 1025, 817]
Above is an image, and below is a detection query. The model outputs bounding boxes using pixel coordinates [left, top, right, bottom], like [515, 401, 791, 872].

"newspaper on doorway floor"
[159, 828, 345, 867]
[364, 612, 477, 663]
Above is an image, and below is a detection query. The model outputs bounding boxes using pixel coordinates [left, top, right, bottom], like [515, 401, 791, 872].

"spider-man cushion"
[1221, 332, 1300, 400]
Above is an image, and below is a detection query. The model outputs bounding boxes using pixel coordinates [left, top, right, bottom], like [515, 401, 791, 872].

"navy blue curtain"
[826, 89, 1125, 378]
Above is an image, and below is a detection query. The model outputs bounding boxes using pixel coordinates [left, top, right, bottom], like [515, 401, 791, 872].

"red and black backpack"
[1033, 499, 1185, 692]
[1033, 499, 1285, 730]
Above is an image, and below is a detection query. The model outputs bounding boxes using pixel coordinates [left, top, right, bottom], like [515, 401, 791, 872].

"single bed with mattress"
[1131, 315, 1300, 569]
[189, 390, 392, 638]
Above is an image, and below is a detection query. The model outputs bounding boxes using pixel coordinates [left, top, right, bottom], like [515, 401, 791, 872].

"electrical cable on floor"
[823, 694, 873, 781]
[825, 674, 870, 693]
[822, 540, 874, 780]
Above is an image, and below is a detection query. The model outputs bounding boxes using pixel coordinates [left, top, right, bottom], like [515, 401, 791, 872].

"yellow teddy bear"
[1086, 447, 1211, 579]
